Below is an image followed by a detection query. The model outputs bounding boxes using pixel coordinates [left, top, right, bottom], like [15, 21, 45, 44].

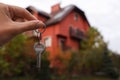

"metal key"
[34, 42, 45, 71]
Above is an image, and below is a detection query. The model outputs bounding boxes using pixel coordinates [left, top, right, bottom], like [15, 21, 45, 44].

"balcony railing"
[69, 27, 85, 40]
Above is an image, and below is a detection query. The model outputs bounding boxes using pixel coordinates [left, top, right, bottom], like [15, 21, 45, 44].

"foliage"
[51, 75, 111, 80]
[49, 27, 107, 75]
[102, 47, 119, 79]
[49, 27, 120, 80]
[71, 27, 106, 74]
[80, 27, 105, 50]
[0, 34, 27, 77]
[111, 52, 120, 69]
[49, 49, 72, 75]
[1, 27, 119, 79]
[0, 34, 50, 79]
[77, 27, 119, 79]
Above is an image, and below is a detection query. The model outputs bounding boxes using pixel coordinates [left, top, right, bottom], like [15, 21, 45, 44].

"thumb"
[16, 20, 45, 33]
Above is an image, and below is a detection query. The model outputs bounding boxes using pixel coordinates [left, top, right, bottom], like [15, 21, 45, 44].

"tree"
[78, 27, 119, 79]
[76, 27, 106, 74]
[102, 46, 119, 79]
[80, 27, 105, 50]
[49, 27, 107, 75]
[0, 34, 51, 79]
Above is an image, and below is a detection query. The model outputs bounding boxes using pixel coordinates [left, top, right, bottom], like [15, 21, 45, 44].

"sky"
[0, 0, 120, 53]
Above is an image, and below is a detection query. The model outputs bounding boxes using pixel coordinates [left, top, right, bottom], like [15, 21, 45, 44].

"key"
[34, 42, 45, 71]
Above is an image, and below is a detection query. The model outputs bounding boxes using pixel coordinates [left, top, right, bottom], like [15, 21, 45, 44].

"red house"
[26, 4, 90, 57]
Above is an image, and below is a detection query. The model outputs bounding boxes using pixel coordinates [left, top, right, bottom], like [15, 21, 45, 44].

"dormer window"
[74, 13, 78, 21]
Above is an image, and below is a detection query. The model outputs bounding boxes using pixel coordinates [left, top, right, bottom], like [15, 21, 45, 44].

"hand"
[0, 3, 45, 46]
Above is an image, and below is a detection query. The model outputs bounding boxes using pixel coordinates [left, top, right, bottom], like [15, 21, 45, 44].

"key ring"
[35, 24, 46, 43]
[35, 24, 46, 34]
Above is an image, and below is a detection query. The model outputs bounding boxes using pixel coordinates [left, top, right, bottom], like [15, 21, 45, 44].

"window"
[44, 37, 52, 47]
[76, 28, 79, 36]
[69, 26, 73, 35]
[59, 38, 66, 51]
[74, 13, 78, 21]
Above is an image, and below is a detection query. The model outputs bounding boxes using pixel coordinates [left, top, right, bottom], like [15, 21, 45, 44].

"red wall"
[42, 24, 60, 57]
[58, 10, 89, 50]
[37, 10, 89, 55]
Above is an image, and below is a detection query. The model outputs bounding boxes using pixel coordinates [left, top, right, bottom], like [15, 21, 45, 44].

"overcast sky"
[0, 0, 120, 53]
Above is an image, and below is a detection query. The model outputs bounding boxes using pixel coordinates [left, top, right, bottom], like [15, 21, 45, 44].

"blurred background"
[0, 0, 120, 80]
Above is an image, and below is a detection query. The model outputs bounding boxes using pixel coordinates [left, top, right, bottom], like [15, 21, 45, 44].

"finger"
[15, 20, 45, 33]
[14, 18, 25, 22]
[8, 5, 37, 20]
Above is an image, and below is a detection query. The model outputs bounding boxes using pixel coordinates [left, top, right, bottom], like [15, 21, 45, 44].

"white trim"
[44, 36, 52, 47]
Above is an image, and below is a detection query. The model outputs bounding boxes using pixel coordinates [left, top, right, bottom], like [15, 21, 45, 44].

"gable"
[26, 5, 90, 27]
[45, 5, 90, 27]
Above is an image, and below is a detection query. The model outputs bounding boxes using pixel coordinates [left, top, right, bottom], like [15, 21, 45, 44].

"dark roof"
[26, 6, 34, 14]
[38, 10, 51, 19]
[26, 5, 90, 27]
[45, 5, 90, 26]
[26, 6, 51, 19]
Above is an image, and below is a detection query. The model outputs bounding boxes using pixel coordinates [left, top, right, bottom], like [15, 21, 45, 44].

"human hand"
[0, 3, 45, 46]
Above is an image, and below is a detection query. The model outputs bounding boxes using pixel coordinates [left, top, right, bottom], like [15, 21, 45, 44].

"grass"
[71, 76, 111, 80]
[0, 75, 116, 80]
[51, 75, 112, 80]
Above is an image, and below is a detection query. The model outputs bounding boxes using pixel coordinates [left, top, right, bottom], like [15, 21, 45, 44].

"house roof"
[26, 5, 90, 27]
[45, 5, 90, 27]
[26, 6, 51, 19]
[38, 10, 51, 19]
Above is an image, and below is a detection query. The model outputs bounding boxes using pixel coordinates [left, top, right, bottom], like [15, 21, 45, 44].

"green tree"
[0, 34, 27, 77]
[0, 34, 51, 79]
[102, 46, 119, 79]
[76, 27, 119, 79]
[79, 27, 106, 74]
[81, 27, 105, 50]
[65, 27, 106, 75]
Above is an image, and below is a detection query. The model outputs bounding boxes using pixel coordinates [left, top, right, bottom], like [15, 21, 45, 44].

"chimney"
[51, 3, 61, 13]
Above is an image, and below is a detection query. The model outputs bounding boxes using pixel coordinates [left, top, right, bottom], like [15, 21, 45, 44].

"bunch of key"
[33, 25, 46, 71]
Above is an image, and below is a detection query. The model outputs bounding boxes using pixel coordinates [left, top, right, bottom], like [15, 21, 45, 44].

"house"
[26, 3, 90, 57]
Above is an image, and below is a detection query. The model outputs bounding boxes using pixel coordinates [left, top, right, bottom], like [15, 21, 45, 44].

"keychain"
[33, 25, 46, 71]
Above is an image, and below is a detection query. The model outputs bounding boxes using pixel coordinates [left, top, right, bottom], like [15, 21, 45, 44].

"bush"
[0, 34, 51, 80]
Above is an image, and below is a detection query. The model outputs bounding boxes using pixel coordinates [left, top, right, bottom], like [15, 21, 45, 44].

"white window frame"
[44, 36, 52, 47]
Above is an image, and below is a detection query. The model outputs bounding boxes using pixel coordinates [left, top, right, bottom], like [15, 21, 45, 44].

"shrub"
[0, 34, 51, 80]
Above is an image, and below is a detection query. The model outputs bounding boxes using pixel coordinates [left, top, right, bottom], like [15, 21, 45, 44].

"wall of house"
[42, 10, 89, 55]
[32, 8, 89, 56]
[59, 10, 89, 50]
[42, 24, 60, 57]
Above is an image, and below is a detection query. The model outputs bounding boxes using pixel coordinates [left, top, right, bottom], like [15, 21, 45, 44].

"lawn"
[51, 75, 112, 80]
[1, 75, 115, 80]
